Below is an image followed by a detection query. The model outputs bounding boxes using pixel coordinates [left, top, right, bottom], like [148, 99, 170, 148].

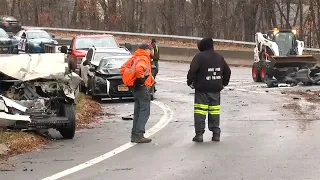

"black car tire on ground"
[25, 44, 31, 53]
[57, 104, 76, 139]
[92, 95, 101, 102]
[12, 48, 19, 54]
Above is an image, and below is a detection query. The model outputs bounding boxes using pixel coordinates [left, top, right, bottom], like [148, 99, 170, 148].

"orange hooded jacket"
[120, 49, 154, 87]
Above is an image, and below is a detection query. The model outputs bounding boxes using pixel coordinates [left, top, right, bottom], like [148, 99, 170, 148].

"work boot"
[134, 136, 152, 143]
[192, 134, 203, 142]
[131, 134, 137, 143]
[212, 132, 220, 142]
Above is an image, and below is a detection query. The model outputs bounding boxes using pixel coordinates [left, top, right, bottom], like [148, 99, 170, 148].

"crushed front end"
[91, 74, 133, 100]
[0, 53, 82, 139]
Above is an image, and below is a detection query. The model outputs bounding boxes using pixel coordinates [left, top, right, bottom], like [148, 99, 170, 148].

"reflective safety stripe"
[208, 105, 220, 115]
[194, 103, 208, 115]
[194, 103, 208, 110]
[194, 109, 207, 115]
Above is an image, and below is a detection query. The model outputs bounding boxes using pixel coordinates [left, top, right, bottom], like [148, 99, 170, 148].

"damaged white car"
[0, 53, 82, 139]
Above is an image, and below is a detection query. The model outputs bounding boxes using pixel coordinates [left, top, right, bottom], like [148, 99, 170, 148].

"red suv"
[60, 34, 131, 74]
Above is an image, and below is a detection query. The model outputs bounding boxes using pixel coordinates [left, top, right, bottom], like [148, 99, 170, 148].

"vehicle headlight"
[95, 76, 106, 84]
[32, 43, 40, 46]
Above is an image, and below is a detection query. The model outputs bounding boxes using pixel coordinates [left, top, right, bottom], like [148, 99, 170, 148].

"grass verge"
[0, 93, 102, 160]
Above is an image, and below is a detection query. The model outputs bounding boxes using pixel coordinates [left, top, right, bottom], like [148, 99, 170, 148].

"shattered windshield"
[274, 32, 296, 55]
[75, 37, 119, 50]
[98, 57, 129, 69]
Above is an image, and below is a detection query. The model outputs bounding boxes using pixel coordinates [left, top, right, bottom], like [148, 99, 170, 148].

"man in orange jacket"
[120, 43, 155, 143]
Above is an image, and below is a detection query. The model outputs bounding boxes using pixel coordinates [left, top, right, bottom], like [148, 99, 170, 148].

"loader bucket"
[269, 55, 317, 69]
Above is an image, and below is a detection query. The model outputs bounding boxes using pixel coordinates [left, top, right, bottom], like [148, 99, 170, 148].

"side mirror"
[89, 67, 95, 72]
[59, 45, 68, 54]
[51, 34, 55, 38]
[124, 43, 132, 51]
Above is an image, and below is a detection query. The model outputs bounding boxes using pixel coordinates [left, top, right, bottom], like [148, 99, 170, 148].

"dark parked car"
[0, 16, 21, 34]
[87, 55, 156, 101]
[0, 28, 19, 54]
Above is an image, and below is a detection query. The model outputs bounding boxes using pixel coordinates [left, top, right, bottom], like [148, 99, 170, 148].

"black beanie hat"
[197, 37, 214, 52]
[138, 43, 152, 50]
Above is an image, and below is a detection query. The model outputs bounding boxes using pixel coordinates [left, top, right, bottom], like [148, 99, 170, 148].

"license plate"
[118, 85, 129, 91]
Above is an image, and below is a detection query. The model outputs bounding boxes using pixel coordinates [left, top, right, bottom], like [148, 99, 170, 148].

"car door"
[82, 49, 94, 88]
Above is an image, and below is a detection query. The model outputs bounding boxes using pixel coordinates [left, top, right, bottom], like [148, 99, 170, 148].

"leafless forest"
[2, 0, 320, 47]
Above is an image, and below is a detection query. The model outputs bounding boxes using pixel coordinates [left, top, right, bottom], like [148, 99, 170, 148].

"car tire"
[92, 95, 101, 102]
[57, 104, 76, 139]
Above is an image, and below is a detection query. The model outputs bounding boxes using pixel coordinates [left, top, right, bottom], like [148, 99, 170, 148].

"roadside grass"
[0, 93, 102, 160]
[49, 31, 253, 51]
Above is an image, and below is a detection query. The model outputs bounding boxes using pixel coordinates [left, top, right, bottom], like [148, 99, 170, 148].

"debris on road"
[266, 66, 320, 88]
[251, 28, 320, 88]
[122, 114, 134, 121]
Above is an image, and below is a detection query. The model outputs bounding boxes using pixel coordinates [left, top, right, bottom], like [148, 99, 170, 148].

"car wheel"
[57, 104, 76, 139]
[92, 96, 101, 102]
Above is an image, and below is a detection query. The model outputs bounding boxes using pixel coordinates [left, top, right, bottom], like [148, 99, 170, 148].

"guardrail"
[22, 26, 256, 46]
[23, 25, 320, 52]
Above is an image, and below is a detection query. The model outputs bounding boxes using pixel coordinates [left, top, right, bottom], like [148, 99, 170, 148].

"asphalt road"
[2, 61, 320, 180]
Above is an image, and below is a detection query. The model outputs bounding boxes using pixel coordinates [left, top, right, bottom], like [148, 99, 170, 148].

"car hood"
[29, 38, 55, 44]
[0, 37, 16, 44]
[0, 37, 13, 41]
[96, 68, 121, 75]
[91, 60, 100, 67]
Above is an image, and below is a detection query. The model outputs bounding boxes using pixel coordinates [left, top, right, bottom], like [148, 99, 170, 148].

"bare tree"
[3, 0, 320, 47]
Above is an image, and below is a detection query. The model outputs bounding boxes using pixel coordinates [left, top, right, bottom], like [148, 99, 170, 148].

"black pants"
[152, 60, 159, 78]
[131, 86, 151, 138]
[194, 90, 221, 135]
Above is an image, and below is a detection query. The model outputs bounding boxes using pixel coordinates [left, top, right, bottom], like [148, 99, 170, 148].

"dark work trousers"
[194, 90, 221, 135]
[151, 60, 159, 78]
[131, 86, 151, 138]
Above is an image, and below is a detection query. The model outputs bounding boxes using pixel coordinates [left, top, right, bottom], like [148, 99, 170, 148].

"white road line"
[40, 101, 173, 180]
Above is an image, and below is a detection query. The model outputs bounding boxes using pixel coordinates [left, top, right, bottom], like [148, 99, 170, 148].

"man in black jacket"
[187, 37, 231, 142]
